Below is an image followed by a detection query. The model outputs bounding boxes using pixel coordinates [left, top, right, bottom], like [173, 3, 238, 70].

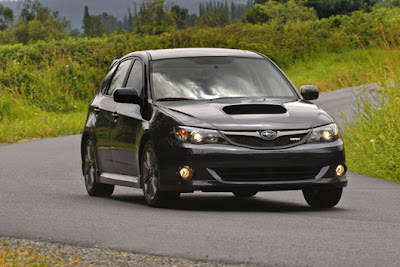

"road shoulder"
[0, 237, 249, 266]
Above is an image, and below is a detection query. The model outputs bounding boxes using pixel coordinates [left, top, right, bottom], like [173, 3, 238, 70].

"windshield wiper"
[156, 97, 195, 101]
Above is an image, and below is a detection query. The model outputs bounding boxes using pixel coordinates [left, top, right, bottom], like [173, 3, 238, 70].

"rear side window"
[107, 59, 133, 96]
[126, 60, 144, 96]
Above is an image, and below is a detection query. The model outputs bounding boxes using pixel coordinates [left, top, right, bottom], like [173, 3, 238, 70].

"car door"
[90, 64, 118, 173]
[110, 59, 144, 176]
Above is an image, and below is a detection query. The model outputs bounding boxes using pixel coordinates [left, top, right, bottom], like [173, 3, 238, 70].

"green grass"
[284, 43, 399, 183]
[287, 42, 400, 182]
[342, 84, 400, 182]
[284, 47, 400, 91]
[0, 92, 87, 144]
[0, 110, 86, 144]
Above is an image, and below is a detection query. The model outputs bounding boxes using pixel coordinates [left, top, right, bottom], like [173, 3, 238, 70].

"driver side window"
[107, 59, 133, 96]
[126, 60, 143, 96]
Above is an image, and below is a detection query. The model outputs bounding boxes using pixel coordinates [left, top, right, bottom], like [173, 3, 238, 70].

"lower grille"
[214, 167, 321, 182]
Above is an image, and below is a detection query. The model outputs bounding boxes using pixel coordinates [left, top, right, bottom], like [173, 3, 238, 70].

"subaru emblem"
[260, 130, 278, 140]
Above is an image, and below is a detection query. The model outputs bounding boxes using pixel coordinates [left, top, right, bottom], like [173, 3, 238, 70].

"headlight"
[307, 123, 339, 143]
[174, 126, 226, 144]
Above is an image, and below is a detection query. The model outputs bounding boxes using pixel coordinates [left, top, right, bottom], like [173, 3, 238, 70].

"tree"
[0, 4, 14, 30]
[127, 7, 135, 31]
[243, 0, 317, 24]
[197, 1, 231, 27]
[134, 0, 174, 35]
[391, 0, 400, 6]
[305, 0, 378, 18]
[69, 28, 81, 37]
[13, 0, 69, 44]
[96, 12, 121, 34]
[82, 6, 106, 37]
[84, 6, 89, 20]
[170, 5, 189, 29]
[198, 8, 230, 27]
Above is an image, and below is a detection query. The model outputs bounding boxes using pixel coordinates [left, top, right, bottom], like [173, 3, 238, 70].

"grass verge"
[342, 84, 400, 182]
[0, 110, 86, 144]
[284, 47, 400, 91]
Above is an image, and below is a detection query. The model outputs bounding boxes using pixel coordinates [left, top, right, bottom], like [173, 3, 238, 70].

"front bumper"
[155, 138, 347, 192]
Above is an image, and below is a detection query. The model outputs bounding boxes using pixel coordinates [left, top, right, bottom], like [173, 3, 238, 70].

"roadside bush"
[1, 5, 400, 147]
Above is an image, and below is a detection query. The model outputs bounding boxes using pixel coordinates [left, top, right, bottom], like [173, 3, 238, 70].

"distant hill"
[0, 0, 249, 30]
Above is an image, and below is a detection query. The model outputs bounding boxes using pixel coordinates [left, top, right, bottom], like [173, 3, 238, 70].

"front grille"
[214, 167, 321, 182]
[223, 132, 308, 149]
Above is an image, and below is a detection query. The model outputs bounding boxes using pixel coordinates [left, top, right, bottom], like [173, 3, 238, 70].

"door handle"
[112, 112, 119, 120]
[94, 107, 100, 114]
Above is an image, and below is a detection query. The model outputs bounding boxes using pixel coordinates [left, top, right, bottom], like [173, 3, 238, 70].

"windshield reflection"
[151, 57, 298, 101]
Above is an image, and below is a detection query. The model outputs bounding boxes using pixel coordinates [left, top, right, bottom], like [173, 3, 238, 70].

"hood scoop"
[223, 104, 287, 115]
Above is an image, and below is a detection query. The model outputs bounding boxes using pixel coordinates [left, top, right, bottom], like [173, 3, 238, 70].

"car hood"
[156, 98, 333, 131]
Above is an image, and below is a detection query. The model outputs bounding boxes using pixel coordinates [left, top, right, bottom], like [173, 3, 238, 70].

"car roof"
[124, 48, 264, 61]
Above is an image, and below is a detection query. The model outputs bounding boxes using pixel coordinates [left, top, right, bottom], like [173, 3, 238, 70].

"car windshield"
[151, 57, 298, 101]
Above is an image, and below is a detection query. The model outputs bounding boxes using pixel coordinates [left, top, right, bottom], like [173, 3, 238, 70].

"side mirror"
[114, 88, 141, 105]
[300, 85, 319, 100]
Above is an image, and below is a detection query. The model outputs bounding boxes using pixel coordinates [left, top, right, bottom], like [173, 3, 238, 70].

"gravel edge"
[0, 237, 252, 266]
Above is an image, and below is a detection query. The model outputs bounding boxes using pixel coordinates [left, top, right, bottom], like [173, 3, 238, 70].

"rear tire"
[233, 190, 258, 198]
[83, 139, 114, 197]
[303, 187, 343, 208]
[141, 141, 180, 207]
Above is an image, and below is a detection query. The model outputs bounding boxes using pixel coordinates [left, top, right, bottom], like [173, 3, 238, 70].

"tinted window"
[126, 60, 143, 96]
[100, 64, 117, 94]
[151, 57, 298, 100]
[107, 59, 133, 96]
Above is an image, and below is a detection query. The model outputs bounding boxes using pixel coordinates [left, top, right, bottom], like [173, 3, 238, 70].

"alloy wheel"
[84, 140, 96, 191]
[142, 146, 159, 202]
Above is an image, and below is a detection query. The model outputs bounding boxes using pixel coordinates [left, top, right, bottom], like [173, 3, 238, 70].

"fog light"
[336, 164, 345, 177]
[179, 166, 194, 180]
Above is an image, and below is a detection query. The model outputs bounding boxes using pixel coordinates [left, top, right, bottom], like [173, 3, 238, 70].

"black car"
[81, 48, 347, 208]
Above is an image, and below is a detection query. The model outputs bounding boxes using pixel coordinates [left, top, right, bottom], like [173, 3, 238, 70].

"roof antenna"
[170, 36, 174, 49]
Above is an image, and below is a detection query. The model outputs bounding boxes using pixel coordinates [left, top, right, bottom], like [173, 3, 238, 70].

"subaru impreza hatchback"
[81, 48, 347, 207]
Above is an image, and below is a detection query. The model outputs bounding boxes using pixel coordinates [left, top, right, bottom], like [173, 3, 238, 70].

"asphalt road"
[1, 87, 399, 266]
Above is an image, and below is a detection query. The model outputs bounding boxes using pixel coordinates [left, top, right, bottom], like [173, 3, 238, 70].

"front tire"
[303, 187, 343, 208]
[141, 141, 179, 207]
[83, 139, 114, 197]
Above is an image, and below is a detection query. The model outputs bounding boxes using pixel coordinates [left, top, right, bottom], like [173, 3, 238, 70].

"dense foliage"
[1, 5, 400, 115]
[0, 4, 13, 30]
[0, 0, 69, 44]
[254, 0, 378, 18]
[243, 0, 318, 24]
